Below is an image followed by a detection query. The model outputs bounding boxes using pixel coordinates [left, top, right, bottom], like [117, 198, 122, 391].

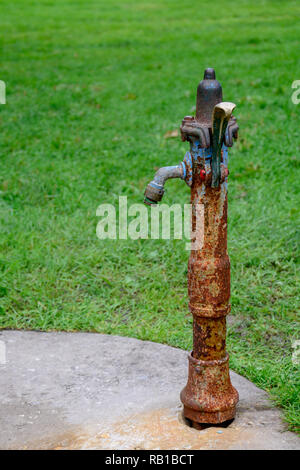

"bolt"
[200, 169, 206, 181]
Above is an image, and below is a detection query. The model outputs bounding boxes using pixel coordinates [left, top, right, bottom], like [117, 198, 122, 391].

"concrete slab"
[0, 330, 299, 450]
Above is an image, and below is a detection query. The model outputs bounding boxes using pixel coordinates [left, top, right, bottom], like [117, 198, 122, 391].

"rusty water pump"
[144, 68, 239, 426]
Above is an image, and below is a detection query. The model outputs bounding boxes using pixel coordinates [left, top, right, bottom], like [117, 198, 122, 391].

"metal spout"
[144, 163, 186, 205]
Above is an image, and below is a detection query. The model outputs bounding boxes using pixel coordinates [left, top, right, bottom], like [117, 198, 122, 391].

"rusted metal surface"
[181, 69, 239, 424]
[180, 115, 210, 148]
[144, 68, 239, 425]
[180, 141, 238, 423]
[195, 68, 223, 126]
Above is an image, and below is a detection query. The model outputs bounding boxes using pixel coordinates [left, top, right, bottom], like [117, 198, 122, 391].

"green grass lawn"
[0, 0, 299, 432]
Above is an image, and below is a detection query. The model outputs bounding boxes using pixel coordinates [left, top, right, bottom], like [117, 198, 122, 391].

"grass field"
[0, 0, 299, 432]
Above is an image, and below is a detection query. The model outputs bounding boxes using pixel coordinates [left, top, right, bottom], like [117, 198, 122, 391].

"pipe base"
[183, 405, 236, 425]
[180, 352, 239, 425]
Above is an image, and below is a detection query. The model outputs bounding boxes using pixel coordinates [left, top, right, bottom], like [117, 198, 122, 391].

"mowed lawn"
[0, 0, 299, 431]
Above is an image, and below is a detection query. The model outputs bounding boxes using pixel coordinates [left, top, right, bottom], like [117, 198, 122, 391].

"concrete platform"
[0, 330, 299, 450]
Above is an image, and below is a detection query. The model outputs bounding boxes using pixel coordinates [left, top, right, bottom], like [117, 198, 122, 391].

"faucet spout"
[144, 164, 184, 205]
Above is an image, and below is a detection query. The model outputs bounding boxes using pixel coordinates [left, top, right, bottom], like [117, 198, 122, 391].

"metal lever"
[211, 102, 236, 188]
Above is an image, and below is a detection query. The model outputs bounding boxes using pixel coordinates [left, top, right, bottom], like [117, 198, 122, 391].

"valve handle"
[211, 102, 236, 188]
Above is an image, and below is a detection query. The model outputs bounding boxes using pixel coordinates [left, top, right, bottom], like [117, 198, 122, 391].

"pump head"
[195, 68, 223, 127]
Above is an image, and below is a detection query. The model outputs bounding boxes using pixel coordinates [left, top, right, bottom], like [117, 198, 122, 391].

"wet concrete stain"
[22, 407, 256, 450]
